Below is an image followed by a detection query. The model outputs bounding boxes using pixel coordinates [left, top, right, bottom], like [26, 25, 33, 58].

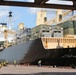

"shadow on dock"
[0, 72, 76, 75]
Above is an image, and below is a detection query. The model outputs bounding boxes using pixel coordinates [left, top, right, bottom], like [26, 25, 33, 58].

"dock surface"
[0, 65, 76, 74]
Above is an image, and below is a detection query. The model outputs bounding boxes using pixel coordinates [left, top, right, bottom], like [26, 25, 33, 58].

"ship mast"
[4, 11, 16, 48]
[8, 11, 12, 30]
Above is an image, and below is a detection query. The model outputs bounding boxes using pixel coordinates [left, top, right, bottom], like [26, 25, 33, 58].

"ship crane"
[45, 10, 72, 25]
[57, 14, 76, 24]
[4, 29, 16, 48]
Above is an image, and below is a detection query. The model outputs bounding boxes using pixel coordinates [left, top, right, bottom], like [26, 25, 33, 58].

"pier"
[0, 65, 76, 74]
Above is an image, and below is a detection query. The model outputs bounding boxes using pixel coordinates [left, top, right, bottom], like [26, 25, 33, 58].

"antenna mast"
[8, 11, 12, 30]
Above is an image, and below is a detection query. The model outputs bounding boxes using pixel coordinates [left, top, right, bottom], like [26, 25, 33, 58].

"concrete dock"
[0, 65, 76, 74]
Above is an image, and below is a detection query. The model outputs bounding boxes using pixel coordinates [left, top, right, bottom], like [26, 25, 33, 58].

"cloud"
[0, 6, 9, 17]
[27, 0, 73, 14]
[27, 0, 47, 14]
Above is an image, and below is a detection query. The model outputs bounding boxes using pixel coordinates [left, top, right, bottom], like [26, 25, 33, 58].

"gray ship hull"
[0, 38, 76, 67]
[0, 38, 47, 64]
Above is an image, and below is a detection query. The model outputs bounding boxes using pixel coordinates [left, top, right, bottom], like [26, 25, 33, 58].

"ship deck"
[0, 65, 76, 74]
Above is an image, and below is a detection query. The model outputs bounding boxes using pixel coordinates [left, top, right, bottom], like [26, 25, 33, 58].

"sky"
[0, 0, 74, 30]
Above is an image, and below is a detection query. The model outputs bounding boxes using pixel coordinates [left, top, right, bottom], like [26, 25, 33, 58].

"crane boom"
[45, 10, 72, 25]
[62, 10, 72, 17]
[44, 17, 56, 25]
[57, 14, 76, 25]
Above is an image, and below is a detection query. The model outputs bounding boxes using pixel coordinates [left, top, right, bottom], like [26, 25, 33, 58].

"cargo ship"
[0, 10, 76, 68]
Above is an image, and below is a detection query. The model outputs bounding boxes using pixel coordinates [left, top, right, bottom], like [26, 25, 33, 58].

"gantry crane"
[45, 10, 72, 25]
[4, 29, 16, 48]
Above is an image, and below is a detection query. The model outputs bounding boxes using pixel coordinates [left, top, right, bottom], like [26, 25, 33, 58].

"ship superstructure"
[14, 23, 31, 44]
